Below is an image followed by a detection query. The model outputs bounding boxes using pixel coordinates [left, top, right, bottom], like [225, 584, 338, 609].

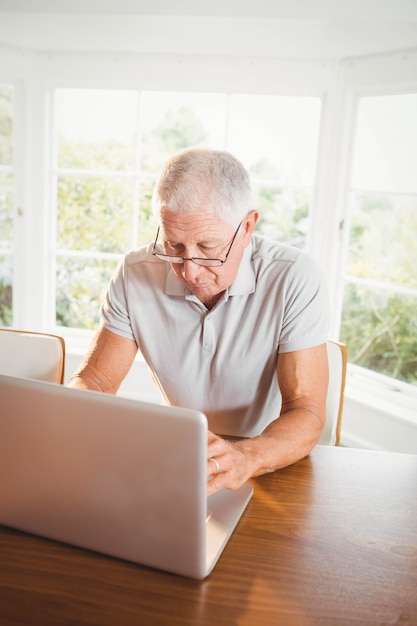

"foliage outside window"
[340, 94, 417, 386]
[0, 84, 13, 326]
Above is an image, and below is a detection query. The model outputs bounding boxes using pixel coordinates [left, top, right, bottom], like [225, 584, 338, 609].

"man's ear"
[241, 210, 259, 246]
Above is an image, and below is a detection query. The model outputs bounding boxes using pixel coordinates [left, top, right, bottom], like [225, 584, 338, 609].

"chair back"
[318, 341, 347, 446]
[0, 329, 65, 384]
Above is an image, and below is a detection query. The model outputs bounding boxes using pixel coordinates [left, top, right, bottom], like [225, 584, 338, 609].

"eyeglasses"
[152, 220, 243, 267]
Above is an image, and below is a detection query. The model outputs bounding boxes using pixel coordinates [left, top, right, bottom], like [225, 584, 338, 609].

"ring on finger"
[209, 457, 220, 474]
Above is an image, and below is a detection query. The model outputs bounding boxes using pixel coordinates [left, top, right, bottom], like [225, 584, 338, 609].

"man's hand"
[207, 431, 253, 496]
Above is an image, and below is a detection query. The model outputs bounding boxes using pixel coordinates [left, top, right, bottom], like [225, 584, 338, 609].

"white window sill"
[341, 366, 417, 454]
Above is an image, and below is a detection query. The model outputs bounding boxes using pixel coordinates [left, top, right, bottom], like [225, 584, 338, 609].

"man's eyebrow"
[164, 235, 223, 246]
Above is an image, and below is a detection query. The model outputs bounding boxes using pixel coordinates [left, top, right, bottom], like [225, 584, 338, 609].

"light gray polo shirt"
[101, 235, 330, 437]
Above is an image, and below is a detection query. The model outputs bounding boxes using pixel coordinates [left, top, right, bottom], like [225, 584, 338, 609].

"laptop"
[0, 374, 253, 579]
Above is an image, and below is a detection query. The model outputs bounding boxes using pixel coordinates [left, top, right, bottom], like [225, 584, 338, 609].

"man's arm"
[207, 343, 328, 495]
[68, 324, 138, 394]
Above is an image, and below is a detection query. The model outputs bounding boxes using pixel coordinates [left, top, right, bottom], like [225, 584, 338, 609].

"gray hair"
[152, 147, 253, 227]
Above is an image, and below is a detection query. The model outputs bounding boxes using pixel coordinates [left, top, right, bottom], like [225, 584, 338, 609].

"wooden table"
[1, 445, 416, 625]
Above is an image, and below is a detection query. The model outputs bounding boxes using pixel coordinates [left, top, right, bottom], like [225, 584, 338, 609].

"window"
[55, 89, 140, 329]
[0, 84, 14, 326]
[53, 89, 321, 330]
[340, 93, 417, 387]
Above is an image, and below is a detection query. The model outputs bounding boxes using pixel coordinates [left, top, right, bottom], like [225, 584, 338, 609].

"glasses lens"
[194, 258, 223, 267]
[153, 253, 183, 263]
[153, 253, 223, 267]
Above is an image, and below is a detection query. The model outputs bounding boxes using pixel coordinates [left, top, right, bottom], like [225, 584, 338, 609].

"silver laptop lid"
[0, 374, 210, 578]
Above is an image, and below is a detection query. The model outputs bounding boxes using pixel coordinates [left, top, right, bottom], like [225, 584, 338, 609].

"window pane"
[139, 91, 228, 173]
[0, 85, 13, 165]
[227, 95, 321, 186]
[0, 85, 13, 327]
[227, 95, 320, 248]
[254, 184, 311, 246]
[343, 93, 417, 387]
[0, 256, 13, 326]
[0, 171, 14, 249]
[57, 176, 134, 253]
[55, 89, 138, 171]
[352, 94, 417, 194]
[347, 192, 417, 288]
[56, 257, 119, 329]
[340, 283, 417, 386]
[137, 180, 158, 246]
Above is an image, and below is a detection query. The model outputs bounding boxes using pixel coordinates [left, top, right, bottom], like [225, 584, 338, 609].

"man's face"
[158, 209, 257, 308]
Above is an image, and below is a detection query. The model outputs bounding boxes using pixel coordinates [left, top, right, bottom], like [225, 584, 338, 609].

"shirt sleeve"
[278, 252, 330, 353]
[100, 256, 136, 341]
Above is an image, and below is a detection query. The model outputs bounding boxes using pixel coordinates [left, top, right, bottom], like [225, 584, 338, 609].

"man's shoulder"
[251, 235, 323, 288]
[251, 234, 307, 265]
[123, 243, 157, 267]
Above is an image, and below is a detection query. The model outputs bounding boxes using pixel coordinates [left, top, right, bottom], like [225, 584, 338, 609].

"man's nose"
[181, 259, 203, 280]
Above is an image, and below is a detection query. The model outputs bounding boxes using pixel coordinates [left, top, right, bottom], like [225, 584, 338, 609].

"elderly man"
[69, 147, 329, 495]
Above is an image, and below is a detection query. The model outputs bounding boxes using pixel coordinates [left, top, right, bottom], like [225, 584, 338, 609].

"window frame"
[328, 54, 417, 429]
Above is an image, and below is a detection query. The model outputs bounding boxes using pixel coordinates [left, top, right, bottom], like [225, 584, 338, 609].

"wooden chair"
[0, 328, 65, 384]
[318, 341, 348, 446]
